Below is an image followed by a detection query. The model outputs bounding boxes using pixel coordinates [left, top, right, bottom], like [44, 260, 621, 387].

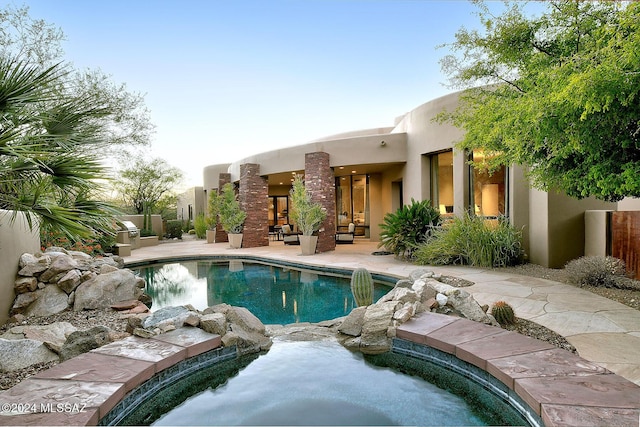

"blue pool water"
[134, 260, 390, 324]
[153, 340, 489, 426]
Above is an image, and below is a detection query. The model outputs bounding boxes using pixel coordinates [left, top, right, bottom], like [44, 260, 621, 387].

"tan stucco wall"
[120, 214, 163, 239]
[176, 186, 205, 222]
[617, 197, 640, 210]
[203, 164, 231, 193]
[227, 132, 407, 181]
[1, 211, 40, 325]
[528, 191, 616, 268]
[585, 210, 613, 257]
[391, 92, 464, 204]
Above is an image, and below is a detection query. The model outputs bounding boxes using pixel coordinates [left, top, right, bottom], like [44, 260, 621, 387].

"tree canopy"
[0, 5, 155, 239]
[113, 158, 183, 216]
[439, 1, 640, 202]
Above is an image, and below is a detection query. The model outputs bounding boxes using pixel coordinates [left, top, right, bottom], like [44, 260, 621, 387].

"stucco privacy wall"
[0, 210, 40, 325]
[120, 214, 163, 239]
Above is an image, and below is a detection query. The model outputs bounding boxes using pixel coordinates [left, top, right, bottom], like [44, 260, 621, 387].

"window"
[469, 151, 507, 217]
[431, 151, 454, 216]
[268, 196, 289, 227]
[336, 174, 369, 236]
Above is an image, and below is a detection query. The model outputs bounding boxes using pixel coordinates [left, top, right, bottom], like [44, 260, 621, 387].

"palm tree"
[0, 55, 119, 239]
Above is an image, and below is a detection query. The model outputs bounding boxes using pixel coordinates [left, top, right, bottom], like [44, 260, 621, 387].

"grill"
[120, 221, 139, 238]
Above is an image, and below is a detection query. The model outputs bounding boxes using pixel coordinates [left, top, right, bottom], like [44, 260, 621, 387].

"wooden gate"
[611, 211, 640, 279]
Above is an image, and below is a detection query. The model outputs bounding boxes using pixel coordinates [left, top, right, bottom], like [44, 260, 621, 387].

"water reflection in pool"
[135, 260, 390, 324]
[152, 341, 488, 426]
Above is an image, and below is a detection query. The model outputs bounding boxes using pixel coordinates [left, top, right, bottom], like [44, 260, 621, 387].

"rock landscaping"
[338, 268, 497, 354]
[1, 252, 574, 394]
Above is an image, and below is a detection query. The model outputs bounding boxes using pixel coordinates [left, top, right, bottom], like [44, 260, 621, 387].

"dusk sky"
[21, 0, 514, 188]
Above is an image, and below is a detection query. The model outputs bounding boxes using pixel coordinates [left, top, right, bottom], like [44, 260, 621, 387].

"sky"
[19, 0, 494, 189]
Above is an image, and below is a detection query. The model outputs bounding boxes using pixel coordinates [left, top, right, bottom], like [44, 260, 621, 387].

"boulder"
[359, 301, 401, 354]
[199, 313, 227, 336]
[59, 326, 112, 361]
[73, 269, 141, 311]
[99, 264, 119, 275]
[428, 281, 497, 325]
[57, 269, 82, 294]
[39, 255, 79, 282]
[24, 285, 69, 317]
[408, 268, 435, 282]
[17, 253, 51, 277]
[10, 291, 39, 315]
[224, 326, 272, 355]
[14, 276, 37, 294]
[226, 306, 266, 334]
[1, 322, 77, 354]
[337, 306, 366, 337]
[0, 338, 58, 372]
[142, 306, 190, 330]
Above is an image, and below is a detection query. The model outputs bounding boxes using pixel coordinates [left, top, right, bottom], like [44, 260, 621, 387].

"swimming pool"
[134, 259, 391, 324]
[123, 340, 502, 426]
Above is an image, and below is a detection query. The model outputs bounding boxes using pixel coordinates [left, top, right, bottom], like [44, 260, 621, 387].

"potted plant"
[289, 174, 327, 255]
[210, 183, 246, 248]
[205, 190, 219, 243]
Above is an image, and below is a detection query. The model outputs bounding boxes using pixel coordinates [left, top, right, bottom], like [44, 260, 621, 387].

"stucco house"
[178, 90, 639, 268]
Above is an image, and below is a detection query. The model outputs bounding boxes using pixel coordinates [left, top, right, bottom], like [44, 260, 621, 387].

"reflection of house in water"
[178, 90, 640, 268]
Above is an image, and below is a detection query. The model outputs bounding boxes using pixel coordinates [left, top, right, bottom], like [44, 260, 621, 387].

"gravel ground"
[1, 263, 638, 391]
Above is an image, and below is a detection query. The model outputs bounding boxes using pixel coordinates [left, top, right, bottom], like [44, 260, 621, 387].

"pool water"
[152, 340, 489, 426]
[135, 260, 390, 324]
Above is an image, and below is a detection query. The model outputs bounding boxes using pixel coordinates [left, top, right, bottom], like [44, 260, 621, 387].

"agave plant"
[378, 199, 441, 259]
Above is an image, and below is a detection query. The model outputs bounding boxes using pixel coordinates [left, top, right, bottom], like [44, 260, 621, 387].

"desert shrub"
[194, 213, 207, 239]
[378, 199, 441, 260]
[564, 256, 628, 288]
[40, 226, 113, 256]
[166, 220, 183, 239]
[415, 213, 523, 268]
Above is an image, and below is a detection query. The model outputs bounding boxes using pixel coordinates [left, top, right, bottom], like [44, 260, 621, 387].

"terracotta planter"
[299, 235, 318, 255]
[228, 233, 243, 249]
[206, 229, 216, 244]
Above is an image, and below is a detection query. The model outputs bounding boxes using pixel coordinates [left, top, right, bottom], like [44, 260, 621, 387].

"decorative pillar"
[239, 163, 269, 248]
[305, 152, 336, 253]
[214, 173, 230, 243]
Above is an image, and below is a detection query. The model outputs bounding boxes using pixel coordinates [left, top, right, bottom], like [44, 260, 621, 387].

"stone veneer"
[214, 173, 230, 243]
[239, 164, 269, 248]
[304, 152, 336, 253]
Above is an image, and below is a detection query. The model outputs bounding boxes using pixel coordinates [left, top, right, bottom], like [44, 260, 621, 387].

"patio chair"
[335, 222, 355, 244]
[282, 224, 301, 245]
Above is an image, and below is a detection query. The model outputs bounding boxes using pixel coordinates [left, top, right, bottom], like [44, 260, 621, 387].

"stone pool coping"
[396, 311, 640, 427]
[2, 312, 638, 426]
[0, 328, 222, 426]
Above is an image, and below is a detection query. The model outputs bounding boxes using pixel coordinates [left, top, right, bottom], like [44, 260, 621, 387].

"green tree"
[113, 158, 183, 230]
[439, 1, 640, 201]
[0, 5, 154, 239]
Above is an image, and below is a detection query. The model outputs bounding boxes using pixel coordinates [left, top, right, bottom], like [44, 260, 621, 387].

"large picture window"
[336, 174, 369, 236]
[430, 151, 454, 216]
[470, 151, 507, 217]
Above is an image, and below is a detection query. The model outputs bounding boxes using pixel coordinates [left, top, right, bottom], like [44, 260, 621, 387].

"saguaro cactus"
[350, 268, 374, 307]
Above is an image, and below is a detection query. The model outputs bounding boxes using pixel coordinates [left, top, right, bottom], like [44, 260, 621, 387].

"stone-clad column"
[305, 152, 336, 253]
[215, 173, 230, 243]
[239, 163, 269, 248]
